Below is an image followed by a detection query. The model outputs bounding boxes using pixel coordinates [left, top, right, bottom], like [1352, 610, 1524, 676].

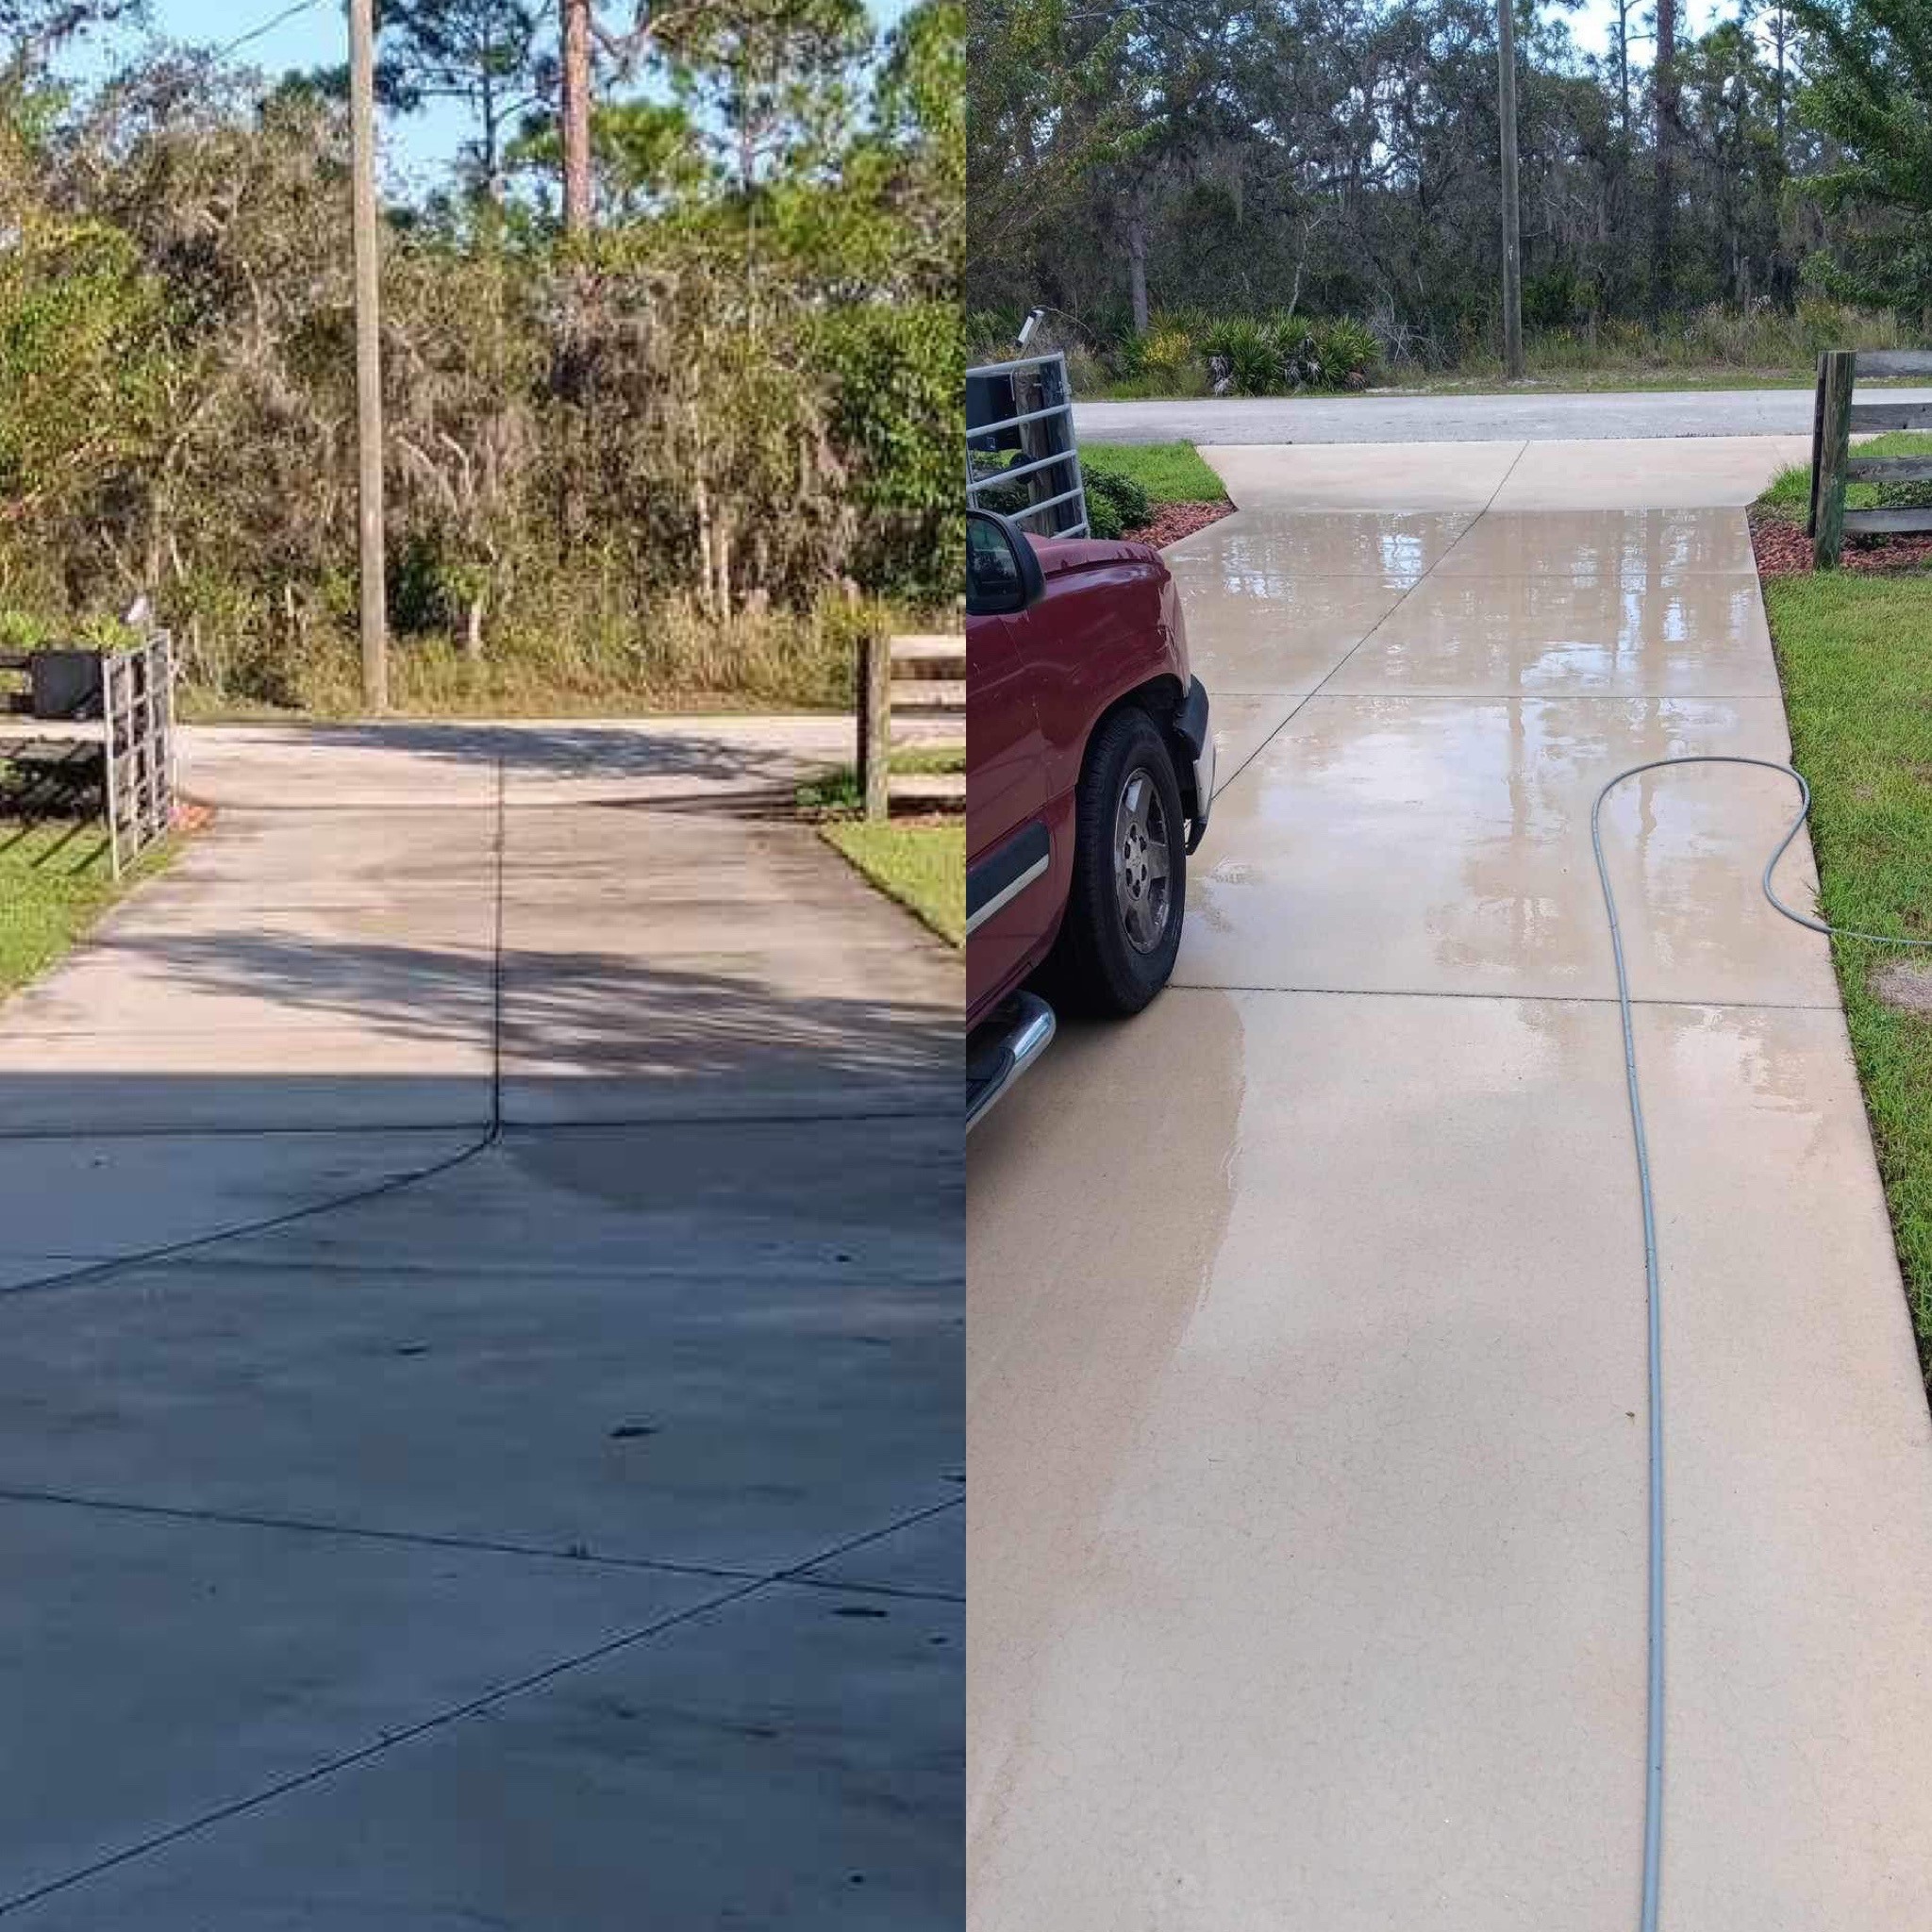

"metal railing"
[0, 635, 178, 874]
[966, 351, 1090, 540]
[101, 633, 177, 876]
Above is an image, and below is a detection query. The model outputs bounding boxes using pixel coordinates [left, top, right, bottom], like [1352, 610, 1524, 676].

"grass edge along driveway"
[1079, 441, 1228, 508]
[1756, 453, 1932, 1384]
[0, 819, 178, 1001]
[799, 750, 964, 947]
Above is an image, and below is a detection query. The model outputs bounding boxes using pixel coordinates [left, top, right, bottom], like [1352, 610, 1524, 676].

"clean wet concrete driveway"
[0, 719, 961, 1926]
[970, 442, 1932, 1927]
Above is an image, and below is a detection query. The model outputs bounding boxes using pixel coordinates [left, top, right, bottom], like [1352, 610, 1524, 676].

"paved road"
[970, 441, 1932, 1928]
[1077, 383, 1932, 444]
[0, 720, 962, 1927]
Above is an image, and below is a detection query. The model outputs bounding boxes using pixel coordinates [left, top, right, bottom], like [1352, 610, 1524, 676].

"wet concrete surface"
[1203, 436, 1811, 511]
[969, 446, 1932, 1928]
[0, 720, 962, 1925]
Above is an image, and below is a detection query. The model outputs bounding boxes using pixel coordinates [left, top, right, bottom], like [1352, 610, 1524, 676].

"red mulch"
[1125, 501, 1237, 551]
[1750, 505, 1932, 577]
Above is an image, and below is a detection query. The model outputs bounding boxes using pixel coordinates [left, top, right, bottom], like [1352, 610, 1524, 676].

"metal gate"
[101, 633, 176, 877]
[966, 351, 1090, 540]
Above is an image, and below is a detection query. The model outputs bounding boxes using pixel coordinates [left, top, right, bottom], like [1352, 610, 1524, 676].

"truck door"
[966, 608, 1047, 1015]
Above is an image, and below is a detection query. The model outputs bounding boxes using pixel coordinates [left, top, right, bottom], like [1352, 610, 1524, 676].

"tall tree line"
[967, 0, 1924, 361]
[0, 0, 962, 707]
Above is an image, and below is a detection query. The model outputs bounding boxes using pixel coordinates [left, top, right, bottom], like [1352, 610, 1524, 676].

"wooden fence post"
[1806, 355, 1826, 538]
[1813, 349, 1856, 571]
[858, 630, 891, 823]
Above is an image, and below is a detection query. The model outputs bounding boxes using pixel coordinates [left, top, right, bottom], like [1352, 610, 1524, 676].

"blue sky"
[69, 0, 1753, 195]
[71, 0, 914, 191]
[1566, 0, 1735, 66]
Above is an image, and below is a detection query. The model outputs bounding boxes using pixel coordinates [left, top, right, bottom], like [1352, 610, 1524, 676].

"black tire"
[1051, 707, 1187, 1017]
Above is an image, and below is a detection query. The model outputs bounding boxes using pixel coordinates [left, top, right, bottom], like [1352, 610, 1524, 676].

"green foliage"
[0, 0, 962, 716]
[1076, 441, 1225, 506]
[819, 819, 965, 945]
[968, 0, 1930, 367]
[813, 297, 963, 602]
[1081, 462, 1152, 539]
[375, 0, 545, 195]
[1140, 322, 1193, 378]
[0, 211, 165, 539]
[1791, 0, 1932, 319]
[0, 812, 174, 1003]
[1198, 315, 1274, 394]
[1191, 312, 1377, 393]
[1765, 569, 1932, 1376]
[1759, 430, 1932, 516]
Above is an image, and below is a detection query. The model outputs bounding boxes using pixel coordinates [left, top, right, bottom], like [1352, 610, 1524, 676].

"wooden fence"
[857, 633, 965, 821]
[1807, 348, 1932, 568]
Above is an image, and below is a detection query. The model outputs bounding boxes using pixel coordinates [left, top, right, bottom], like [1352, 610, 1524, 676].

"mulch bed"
[1125, 501, 1237, 551]
[1750, 505, 1932, 578]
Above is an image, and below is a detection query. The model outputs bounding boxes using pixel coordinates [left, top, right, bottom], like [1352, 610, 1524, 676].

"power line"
[213, 0, 327, 62]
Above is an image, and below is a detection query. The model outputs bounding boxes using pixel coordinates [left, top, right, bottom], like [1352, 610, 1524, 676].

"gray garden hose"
[1591, 755, 1932, 1932]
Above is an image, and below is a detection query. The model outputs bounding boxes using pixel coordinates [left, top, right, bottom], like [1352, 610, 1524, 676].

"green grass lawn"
[0, 818, 168, 999]
[1759, 430, 1932, 520]
[1079, 441, 1228, 506]
[798, 747, 964, 945]
[820, 820, 964, 947]
[1759, 566, 1932, 1379]
[795, 743, 963, 814]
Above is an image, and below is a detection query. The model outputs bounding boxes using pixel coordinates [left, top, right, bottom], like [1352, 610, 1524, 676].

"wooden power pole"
[349, 0, 389, 711]
[1497, 0, 1524, 381]
[561, 0, 593, 235]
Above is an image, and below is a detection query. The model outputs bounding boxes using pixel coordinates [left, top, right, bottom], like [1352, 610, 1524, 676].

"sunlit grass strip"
[1762, 569, 1932, 1379]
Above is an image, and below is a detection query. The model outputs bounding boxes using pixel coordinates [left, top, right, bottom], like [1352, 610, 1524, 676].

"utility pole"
[1497, 0, 1524, 381]
[349, 0, 389, 711]
[561, 0, 593, 235]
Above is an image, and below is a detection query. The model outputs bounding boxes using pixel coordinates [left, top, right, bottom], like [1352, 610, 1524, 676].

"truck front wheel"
[1055, 708, 1187, 1016]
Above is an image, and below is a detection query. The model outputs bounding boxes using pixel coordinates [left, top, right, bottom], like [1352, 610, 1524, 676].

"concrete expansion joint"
[0, 762, 509, 1305]
[0, 1483, 965, 1605]
[1164, 981, 1841, 1013]
[0, 1493, 962, 1920]
[1205, 466, 1531, 809]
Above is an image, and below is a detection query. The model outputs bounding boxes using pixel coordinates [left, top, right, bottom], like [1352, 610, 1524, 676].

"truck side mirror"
[967, 509, 1046, 618]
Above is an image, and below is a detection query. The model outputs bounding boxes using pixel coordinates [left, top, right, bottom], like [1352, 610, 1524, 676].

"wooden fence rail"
[1807, 348, 1932, 568]
[857, 632, 965, 822]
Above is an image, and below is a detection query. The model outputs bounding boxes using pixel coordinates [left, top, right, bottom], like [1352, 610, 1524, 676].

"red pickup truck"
[965, 508, 1213, 1128]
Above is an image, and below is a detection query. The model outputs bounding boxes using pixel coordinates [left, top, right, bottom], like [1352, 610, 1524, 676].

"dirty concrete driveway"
[970, 443, 1932, 1927]
[0, 719, 961, 1927]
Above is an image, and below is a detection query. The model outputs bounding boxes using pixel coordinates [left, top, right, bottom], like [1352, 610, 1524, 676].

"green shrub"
[1082, 463, 1153, 540]
[1141, 321, 1194, 378]
[1317, 317, 1380, 386]
[1064, 344, 1105, 393]
[1085, 487, 1123, 540]
[1262, 313, 1319, 385]
[1198, 316, 1275, 394]
[815, 298, 964, 604]
[1196, 313, 1378, 393]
